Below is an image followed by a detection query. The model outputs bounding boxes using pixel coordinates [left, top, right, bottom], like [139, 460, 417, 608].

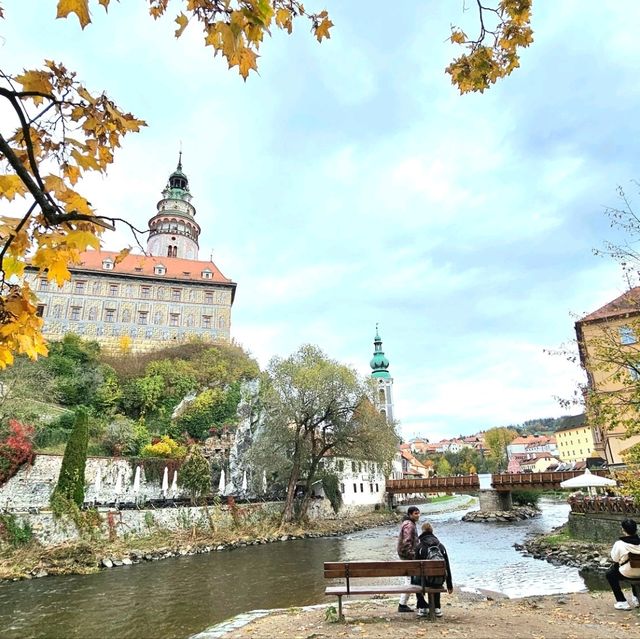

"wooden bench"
[324, 560, 447, 621]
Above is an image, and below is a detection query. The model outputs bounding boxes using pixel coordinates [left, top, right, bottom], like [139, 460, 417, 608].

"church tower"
[370, 325, 394, 422]
[147, 153, 202, 260]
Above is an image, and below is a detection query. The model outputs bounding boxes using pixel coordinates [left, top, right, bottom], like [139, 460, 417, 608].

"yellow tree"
[0, 0, 333, 367]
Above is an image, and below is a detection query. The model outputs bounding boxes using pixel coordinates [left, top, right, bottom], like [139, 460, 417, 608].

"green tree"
[251, 345, 398, 523]
[484, 426, 518, 472]
[436, 457, 452, 477]
[180, 446, 211, 505]
[52, 407, 89, 506]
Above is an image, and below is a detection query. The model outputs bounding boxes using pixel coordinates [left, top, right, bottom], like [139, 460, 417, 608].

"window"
[620, 326, 637, 345]
[360, 483, 364, 492]
[102, 259, 113, 270]
[74, 281, 86, 294]
[138, 311, 148, 325]
[171, 288, 181, 302]
[202, 269, 212, 279]
[375, 484, 379, 492]
[628, 364, 640, 381]
[70, 306, 81, 321]
[109, 283, 119, 296]
[39, 279, 48, 290]
[205, 292, 214, 304]
[154, 265, 166, 275]
[170, 313, 180, 327]
[337, 460, 344, 472]
[358, 462, 362, 473]
[351, 462, 357, 473]
[340, 483, 345, 494]
[36, 304, 45, 317]
[141, 286, 151, 299]
[353, 483, 357, 493]
[202, 315, 212, 328]
[105, 309, 115, 323]
[369, 483, 373, 493]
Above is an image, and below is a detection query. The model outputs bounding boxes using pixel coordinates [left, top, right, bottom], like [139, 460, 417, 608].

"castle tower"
[370, 325, 394, 422]
[146, 153, 202, 260]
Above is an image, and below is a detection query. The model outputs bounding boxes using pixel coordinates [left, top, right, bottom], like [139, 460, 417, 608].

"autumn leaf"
[14, 70, 53, 105]
[114, 247, 131, 265]
[174, 12, 189, 38]
[56, 0, 91, 29]
[0, 175, 28, 201]
[315, 16, 333, 42]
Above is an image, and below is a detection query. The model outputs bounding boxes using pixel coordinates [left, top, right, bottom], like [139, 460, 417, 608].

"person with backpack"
[606, 518, 640, 610]
[414, 521, 453, 618]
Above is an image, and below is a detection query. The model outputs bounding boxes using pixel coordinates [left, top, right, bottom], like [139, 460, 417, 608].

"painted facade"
[313, 456, 386, 507]
[26, 158, 236, 353]
[575, 288, 640, 466]
[555, 423, 597, 463]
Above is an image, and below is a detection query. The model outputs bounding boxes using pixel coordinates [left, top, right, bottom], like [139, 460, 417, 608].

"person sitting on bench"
[607, 518, 640, 610]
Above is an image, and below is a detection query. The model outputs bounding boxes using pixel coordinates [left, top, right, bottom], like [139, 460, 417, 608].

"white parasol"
[262, 469, 267, 494]
[560, 468, 616, 489]
[94, 468, 102, 499]
[170, 470, 178, 496]
[242, 470, 248, 492]
[133, 466, 142, 494]
[114, 469, 123, 495]
[161, 466, 169, 496]
[218, 468, 226, 494]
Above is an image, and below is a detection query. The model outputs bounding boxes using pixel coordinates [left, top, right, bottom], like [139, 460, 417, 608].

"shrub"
[321, 472, 343, 514]
[179, 446, 211, 504]
[52, 408, 89, 506]
[140, 435, 186, 459]
[103, 415, 150, 456]
[0, 419, 35, 485]
[511, 490, 540, 507]
[0, 514, 33, 547]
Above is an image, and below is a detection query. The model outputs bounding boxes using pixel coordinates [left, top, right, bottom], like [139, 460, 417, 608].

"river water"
[0, 498, 592, 639]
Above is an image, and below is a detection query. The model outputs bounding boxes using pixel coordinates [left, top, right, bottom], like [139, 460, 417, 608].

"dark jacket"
[415, 532, 453, 590]
[397, 515, 418, 559]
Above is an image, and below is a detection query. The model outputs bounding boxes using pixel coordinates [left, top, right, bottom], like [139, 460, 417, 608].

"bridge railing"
[491, 470, 609, 488]
[385, 475, 480, 494]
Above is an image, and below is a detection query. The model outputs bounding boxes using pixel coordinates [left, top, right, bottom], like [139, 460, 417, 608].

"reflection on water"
[0, 498, 586, 639]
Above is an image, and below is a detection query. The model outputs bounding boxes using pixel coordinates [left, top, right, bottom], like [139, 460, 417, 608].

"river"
[0, 498, 591, 639]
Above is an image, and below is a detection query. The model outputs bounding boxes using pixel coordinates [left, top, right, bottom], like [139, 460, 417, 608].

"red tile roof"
[72, 250, 234, 285]
[578, 287, 640, 323]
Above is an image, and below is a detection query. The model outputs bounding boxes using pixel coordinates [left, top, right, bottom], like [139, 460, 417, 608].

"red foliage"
[0, 420, 35, 485]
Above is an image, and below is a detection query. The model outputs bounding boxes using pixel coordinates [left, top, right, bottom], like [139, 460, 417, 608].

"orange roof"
[72, 250, 234, 285]
[578, 287, 640, 323]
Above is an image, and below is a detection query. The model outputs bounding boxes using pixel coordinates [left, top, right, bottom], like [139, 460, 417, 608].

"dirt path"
[212, 590, 640, 639]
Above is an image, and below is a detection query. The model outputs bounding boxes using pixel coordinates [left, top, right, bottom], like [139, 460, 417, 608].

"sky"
[2, 1, 640, 441]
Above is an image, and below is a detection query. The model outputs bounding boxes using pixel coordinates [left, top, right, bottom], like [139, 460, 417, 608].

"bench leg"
[428, 593, 436, 621]
[338, 595, 344, 622]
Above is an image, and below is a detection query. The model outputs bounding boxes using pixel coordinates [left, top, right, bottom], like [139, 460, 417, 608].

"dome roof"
[370, 327, 391, 378]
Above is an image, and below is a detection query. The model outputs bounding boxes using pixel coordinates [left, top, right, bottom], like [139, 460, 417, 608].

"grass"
[428, 494, 456, 503]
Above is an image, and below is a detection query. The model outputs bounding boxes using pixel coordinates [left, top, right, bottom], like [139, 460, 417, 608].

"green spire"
[370, 323, 390, 378]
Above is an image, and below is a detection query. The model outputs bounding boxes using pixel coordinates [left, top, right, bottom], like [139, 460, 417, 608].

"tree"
[484, 426, 517, 471]
[436, 457, 452, 477]
[0, 1, 332, 368]
[52, 407, 89, 506]
[252, 345, 398, 523]
[180, 446, 212, 505]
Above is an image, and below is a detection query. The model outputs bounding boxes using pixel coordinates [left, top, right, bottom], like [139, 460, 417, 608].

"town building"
[25, 157, 236, 353]
[555, 422, 598, 463]
[370, 326, 394, 421]
[575, 288, 640, 466]
[507, 435, 557, 459]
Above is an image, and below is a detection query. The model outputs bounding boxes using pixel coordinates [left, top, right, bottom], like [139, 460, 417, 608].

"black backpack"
[417, 542, 446, 588]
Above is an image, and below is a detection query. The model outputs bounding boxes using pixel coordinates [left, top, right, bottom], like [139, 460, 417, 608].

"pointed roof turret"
[370, 324, 391, 378]
[167, 152, 189, 193]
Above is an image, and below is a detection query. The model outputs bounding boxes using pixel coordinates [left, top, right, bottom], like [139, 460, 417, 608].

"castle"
[25, 156, 236, 353]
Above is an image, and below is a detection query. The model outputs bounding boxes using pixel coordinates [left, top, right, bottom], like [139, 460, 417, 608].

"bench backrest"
[324, 560, 446, 580]
[629, 554, 640, 569]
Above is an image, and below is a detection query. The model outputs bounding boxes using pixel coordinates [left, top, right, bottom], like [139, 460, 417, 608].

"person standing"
[414, 522, 453, 617]
[396, 506, 421, 613]
[606, 518, 640, 610]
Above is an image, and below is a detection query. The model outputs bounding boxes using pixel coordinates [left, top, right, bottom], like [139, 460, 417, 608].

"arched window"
[172, 246, 178, 257]
[379, 389, 386, 403]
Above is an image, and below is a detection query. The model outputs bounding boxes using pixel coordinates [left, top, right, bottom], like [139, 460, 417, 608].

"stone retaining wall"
[568, 511, 640, 543]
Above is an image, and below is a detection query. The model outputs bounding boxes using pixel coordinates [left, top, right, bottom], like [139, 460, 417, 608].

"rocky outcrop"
[516, 532, 611, 571]
[462, 506, 539, 522]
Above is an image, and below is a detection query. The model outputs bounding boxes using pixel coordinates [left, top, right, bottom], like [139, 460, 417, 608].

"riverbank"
[202, 590, 640, 639]
[0, 510, 401, 582]
[517, 525, 612, 572]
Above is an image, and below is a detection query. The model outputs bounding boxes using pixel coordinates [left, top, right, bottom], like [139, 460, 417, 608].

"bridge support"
[478, 489, 513, 511]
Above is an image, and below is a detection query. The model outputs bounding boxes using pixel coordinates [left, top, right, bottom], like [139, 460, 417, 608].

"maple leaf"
[114, 247, 131, 265]
[0, 175, 28, 201]
[174, 12, 189, 38]
[314, 16, 333, 42]
[56, 0, 91, 29]
[14, 70, 53, 105]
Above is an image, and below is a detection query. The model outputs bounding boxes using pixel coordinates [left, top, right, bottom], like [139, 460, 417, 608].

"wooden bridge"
[385, 470, 610, 495]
